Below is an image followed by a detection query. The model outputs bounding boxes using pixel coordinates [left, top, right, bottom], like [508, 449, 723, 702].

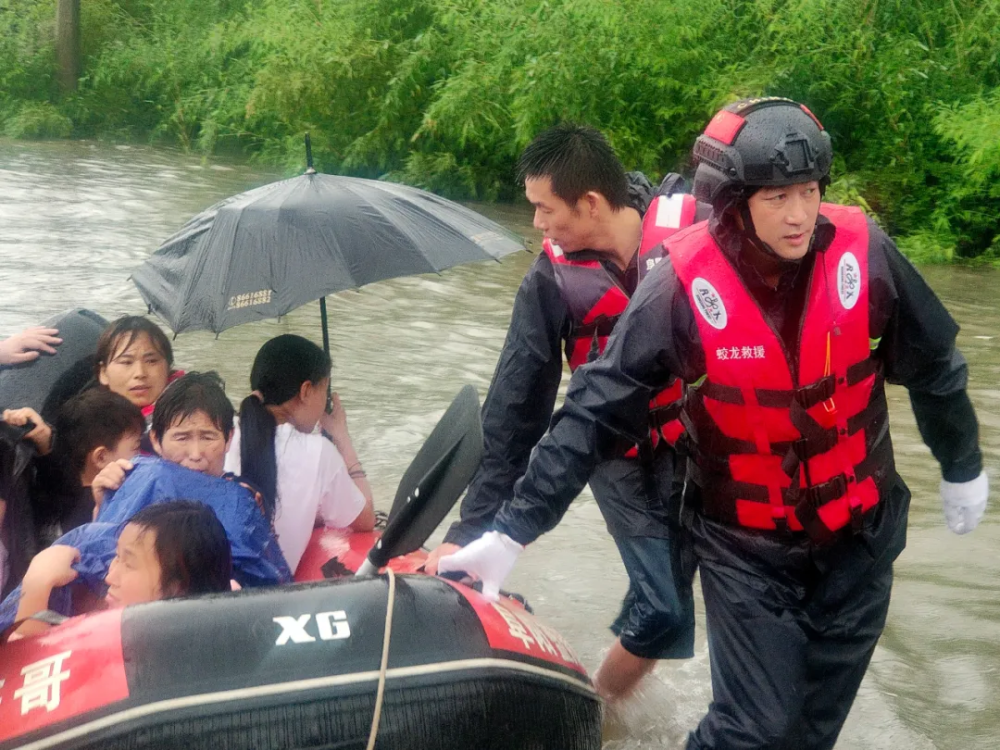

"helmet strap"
[736, 199, 814, 282]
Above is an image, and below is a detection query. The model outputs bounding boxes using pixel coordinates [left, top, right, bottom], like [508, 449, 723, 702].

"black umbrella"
[131, 160, 525, 350]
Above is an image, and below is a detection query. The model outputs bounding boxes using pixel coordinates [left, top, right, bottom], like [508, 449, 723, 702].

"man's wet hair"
[151, 371, 234, 440]
[94, 316, 174, 378]
[517, 123, 630, 210]
[54, 389, 145, 479]
[127, 500, 232, 597]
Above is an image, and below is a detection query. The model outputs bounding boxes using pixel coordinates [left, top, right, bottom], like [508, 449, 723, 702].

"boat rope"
[366, 566, 397, 750]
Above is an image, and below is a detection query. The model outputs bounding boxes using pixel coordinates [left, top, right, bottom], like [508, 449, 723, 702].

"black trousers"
[593, 446, 697, 659]
[686, 481, 910, 750]
[609, 533, 696, 659]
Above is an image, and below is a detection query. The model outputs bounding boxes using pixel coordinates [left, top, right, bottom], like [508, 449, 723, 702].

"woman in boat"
[94, 315, 182, 419]
[225, 335, 375, 573]
[1, 316, 173, 545]
[11, 500, 232, 638]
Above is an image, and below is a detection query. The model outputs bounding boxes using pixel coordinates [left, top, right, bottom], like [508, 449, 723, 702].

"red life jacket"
[670, 203, 891, 541]
[542, 192, 698, 453]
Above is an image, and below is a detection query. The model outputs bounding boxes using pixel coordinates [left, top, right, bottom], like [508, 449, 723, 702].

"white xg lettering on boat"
[273, 611, 351, 645]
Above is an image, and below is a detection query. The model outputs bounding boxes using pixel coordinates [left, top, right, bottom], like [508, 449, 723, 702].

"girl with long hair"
[224, 335, 375, 572]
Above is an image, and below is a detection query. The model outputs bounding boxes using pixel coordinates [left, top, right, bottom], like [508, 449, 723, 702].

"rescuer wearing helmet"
[439, 98, 989, 748]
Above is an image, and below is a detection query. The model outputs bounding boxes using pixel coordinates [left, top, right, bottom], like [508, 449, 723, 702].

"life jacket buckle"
[804, 473, 848, 510]
[796, 375, 836, 409]
[771, 506, 792, 535]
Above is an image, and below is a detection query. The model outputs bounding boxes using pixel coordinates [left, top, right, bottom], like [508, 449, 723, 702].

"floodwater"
[1, 139, 997, 749]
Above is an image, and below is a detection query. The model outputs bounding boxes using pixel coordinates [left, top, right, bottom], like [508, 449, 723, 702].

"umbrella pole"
[320, 296, 332, 410]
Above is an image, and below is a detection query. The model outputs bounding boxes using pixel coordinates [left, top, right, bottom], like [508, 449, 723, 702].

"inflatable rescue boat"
[0, 309, 602, 750]
[1, 552, 600, 749]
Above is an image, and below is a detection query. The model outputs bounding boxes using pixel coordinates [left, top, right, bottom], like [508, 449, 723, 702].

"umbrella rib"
[339, 180, 440, 278]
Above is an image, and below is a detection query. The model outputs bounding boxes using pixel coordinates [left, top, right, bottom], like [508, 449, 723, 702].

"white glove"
[436, 531, 524, 602]
[941, 470, 988, 535]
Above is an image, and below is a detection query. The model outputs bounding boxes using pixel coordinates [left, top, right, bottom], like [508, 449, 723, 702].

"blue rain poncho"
[1, 457, 291, 630]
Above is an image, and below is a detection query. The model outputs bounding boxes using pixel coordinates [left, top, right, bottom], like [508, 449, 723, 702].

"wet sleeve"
[27, 452, 65, 526]
[869, 224, 983, 482]
[442, 257, 567, 546]
[494, 258, 687, 546]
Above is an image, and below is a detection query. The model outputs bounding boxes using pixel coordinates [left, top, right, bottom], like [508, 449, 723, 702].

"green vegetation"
[1, 0, 998, 259]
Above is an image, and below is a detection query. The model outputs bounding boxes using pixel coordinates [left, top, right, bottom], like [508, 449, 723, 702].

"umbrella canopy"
[131, 173, 526, 335]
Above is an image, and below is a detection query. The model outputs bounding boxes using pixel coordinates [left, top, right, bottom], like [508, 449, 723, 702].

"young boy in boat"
[10, 500, 233, 638]
[1, 391, 143, 597]
[2, 389, 145, 539]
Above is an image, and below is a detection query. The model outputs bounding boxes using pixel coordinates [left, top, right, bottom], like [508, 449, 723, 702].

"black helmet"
[693, 97, 832, 209]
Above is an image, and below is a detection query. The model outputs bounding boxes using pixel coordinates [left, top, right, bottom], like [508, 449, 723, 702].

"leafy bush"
[3, 101, 72, 138]
[3, 0, 1000, 260]
[0, 0, 58, 120]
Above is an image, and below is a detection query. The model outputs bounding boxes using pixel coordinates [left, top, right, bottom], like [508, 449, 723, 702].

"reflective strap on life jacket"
[640, 193, 699, 254]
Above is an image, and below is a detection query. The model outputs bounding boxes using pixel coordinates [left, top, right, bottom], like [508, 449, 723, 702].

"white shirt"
[225, 423, 367, 573]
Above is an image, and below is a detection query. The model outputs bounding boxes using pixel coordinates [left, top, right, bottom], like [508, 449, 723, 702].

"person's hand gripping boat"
[436, 530, 524, 601]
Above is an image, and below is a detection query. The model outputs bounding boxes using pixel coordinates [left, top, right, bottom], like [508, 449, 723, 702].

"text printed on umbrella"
[227, 290, 273, 310]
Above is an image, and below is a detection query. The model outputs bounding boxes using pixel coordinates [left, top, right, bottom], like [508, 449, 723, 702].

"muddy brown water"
[2, 139, 997, 749]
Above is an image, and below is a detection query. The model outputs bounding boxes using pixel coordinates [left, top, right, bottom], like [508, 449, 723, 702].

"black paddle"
[355, 384, 483, 576]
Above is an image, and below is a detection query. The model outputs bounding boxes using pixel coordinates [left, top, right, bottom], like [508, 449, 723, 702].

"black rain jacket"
[493, 209, 982, 546]
[444, 173, 685, 544]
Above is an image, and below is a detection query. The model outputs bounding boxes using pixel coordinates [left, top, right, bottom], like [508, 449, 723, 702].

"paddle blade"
[362, 385, 483, 570]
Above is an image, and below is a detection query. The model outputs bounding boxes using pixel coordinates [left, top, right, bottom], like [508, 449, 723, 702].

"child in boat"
[0, 373, 288, 633]
[225, 334, 375, 574]
[2, 390, 145, 538]
[11, 500, 232, 638]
